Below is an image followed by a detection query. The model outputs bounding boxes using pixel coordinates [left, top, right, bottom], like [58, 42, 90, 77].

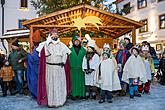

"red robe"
[64, 55, 72, 96]
[37, 47, 48, 105]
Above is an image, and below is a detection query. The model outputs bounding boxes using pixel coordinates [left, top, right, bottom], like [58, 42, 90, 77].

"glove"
[46, 34, 52, 45]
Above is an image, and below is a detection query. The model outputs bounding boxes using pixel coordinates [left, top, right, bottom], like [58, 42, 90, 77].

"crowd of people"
[0, 29, 165, 108]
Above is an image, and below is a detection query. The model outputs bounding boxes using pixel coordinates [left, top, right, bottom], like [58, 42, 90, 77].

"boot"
[98, 99, 105, 103]
[134, 91, 141, 97]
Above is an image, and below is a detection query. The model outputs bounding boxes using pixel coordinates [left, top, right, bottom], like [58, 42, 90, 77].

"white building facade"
[0, 0, 37, 54]
[116, 0, 165, 51]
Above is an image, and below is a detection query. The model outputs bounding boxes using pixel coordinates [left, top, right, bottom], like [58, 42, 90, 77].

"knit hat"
[102, 52, 110, 58]
[12, 40, 20, 47]
[72, 35, 81, 42]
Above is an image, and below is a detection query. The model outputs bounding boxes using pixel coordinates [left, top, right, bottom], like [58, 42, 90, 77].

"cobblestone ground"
[0, 83, 165, 110]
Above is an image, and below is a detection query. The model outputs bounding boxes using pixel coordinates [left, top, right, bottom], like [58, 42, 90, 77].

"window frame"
[139, 19, 148, 33]
[137, 0, 147, 9]
[20, 0, 28, 8]
[157, 0, 165, 3]
[18, 19, 27, 29]
[123, 2, 131, 15]
[159, 14, 165, 29]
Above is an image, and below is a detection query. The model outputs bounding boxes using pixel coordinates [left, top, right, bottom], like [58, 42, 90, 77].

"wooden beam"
[31, 25, 135, 29]
[113, 28, 133, 39]
[30, 26, 33, 53]
[132, 27, 136, 45]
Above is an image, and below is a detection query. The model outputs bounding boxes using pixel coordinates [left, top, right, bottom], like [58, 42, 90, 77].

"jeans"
[129, 78, 139, 96]
[14, 69, 24, 94]
[100, 90, 112, 100]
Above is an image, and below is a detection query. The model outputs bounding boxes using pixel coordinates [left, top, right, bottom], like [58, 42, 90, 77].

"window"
[158, 0, 165, 2]
[123, 2, 131, 14]
[139, 19, 148, 33]
[18, 19, 27, 29]
[20, 0, 28, 8]
[138, 0, 147, 9]
[159, 14, 165, 29]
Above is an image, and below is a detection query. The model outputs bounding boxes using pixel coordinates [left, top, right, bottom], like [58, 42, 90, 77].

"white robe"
[144, 59, 152, 80]
[39, 41, 71, 107]
[122, 55, 147, 84]
[95, 58, 121, 91]
[82, 54, 100, 86]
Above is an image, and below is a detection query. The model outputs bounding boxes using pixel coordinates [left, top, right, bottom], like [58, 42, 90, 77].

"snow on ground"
[0, 84, 165, 110]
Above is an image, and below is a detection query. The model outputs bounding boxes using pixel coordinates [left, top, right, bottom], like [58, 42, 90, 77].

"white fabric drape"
[95, 58, 121, 91]
[122, 55, 147, 84]
[82, 54, 100, 86]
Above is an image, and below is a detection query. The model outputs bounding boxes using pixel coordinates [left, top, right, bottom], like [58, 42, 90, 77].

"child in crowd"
[96, 50, 121, 103]
[158, 51, 165, 85]
[116, 40, 131, 96]
[122, 48, 147, 98]
[82, 40, 100, 99]
[139, 45, 155, 94]
[0, 60, 15, 97]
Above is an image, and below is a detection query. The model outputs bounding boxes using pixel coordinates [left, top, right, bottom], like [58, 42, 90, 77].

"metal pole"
[1, 0, 5, 35]
[1, 0, 7, 56]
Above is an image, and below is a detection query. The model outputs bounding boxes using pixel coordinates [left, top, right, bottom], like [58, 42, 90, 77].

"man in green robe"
[69, 35, 86, 98]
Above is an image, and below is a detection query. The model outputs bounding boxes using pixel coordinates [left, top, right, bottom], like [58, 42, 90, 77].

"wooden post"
[79, 29, 81, 38]
[30, 26, 33, 53]
[132, 27, 136, 45]
[109, 37, 113, 49]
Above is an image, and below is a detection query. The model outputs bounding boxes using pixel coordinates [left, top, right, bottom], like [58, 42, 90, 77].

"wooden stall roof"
[23, 4, 143, 39]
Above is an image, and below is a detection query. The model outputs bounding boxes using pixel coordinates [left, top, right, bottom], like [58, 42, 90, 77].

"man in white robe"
[36, 29, 71, 107]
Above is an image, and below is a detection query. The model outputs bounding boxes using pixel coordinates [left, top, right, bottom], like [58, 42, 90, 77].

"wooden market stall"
[22, 4, 144, 51]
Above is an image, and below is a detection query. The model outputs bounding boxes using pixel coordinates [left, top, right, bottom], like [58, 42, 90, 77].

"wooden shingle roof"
[23, 4, 143, 39]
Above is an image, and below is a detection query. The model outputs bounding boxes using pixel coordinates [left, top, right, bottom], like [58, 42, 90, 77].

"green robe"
[69, 47, 86, 97]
